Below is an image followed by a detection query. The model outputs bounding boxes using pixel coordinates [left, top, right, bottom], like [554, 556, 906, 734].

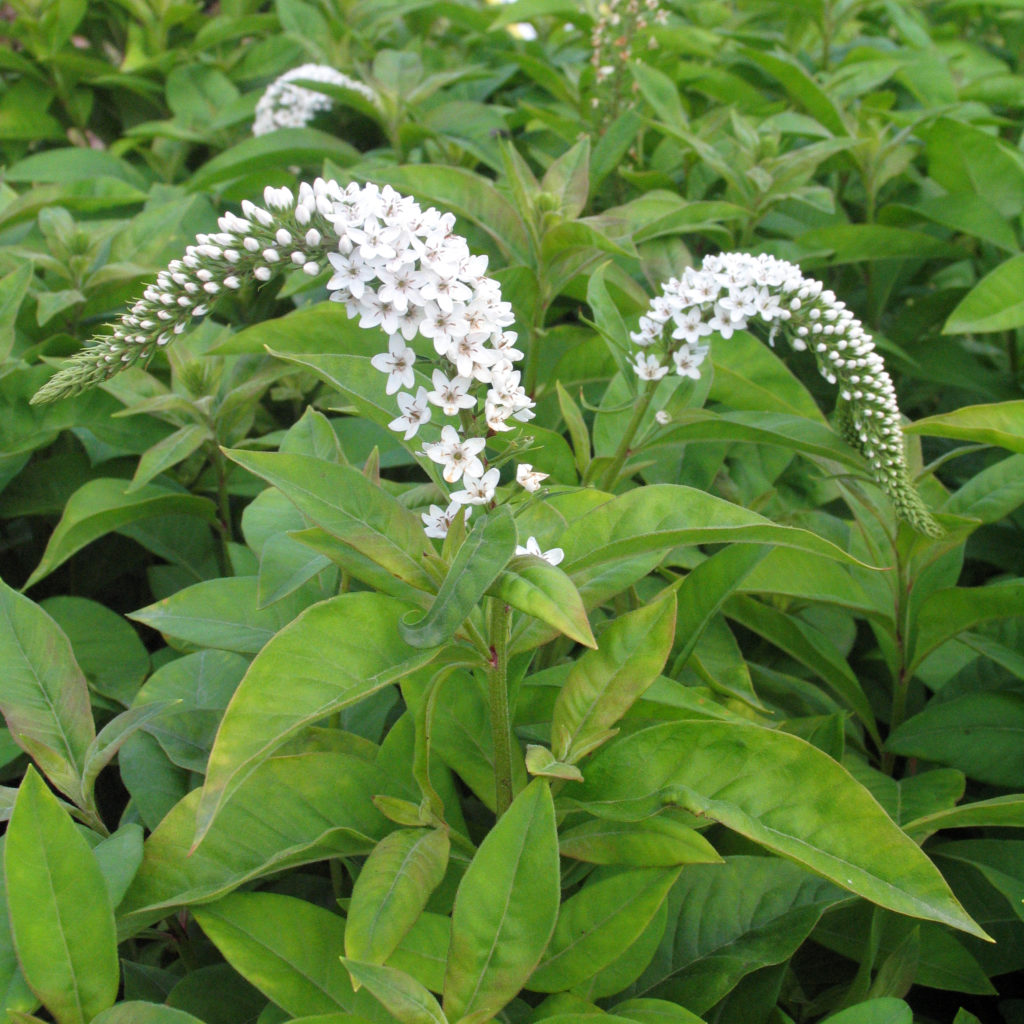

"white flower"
[632, 352, 669, 380]
[253, 64, 377, 136]
[388, 387, 432, 440]
[672, 344, 709, 380]
[422, 424, 486, 483]
[371, 335, 416, 395]
[516, 463, 548, 492]
[450, 467, 500, 505]
[427, 369, 476, 416]
[515, 536, 564, 566]
[421, 501, 469, 539]
[654, 409, 671, 425]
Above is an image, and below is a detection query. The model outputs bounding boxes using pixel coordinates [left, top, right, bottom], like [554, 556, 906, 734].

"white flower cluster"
[33, 179, 540, 539]
[631, 251, 941, 536]
[252, 64, 377, 136]
[590, 0, 667, 89]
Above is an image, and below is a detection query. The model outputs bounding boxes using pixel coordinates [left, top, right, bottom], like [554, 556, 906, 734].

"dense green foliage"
[1, 2, 1023, 1024]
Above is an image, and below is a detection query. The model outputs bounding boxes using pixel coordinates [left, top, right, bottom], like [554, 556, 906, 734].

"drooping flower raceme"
[252, 64, 377, 136]
[630, 251, 941, 537]
[31, 179, 538, 539]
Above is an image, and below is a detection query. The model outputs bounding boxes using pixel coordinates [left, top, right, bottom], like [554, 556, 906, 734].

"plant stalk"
[486, 597, 515, 818]
[598, 381, 656, 491]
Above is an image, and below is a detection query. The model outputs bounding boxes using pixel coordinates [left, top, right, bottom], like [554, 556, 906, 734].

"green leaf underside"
[194, 593, 441, 847]
[568, 723, 986, 939]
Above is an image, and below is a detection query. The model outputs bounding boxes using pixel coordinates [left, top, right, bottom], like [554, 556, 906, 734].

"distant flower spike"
[31, 178, 535, 538]
[631, 252, 942, 537]
[252, 64, 377, 136]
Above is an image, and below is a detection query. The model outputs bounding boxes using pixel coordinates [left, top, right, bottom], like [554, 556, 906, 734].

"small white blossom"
[370, 335, 416, 395]
[516, 463, 549, 492]
[632, 352, 669, 381]
[450, 467, 500, 505]
[421, 501, 469, 539]
[388, 387, 432, 440]
[515, 536, 564, 566]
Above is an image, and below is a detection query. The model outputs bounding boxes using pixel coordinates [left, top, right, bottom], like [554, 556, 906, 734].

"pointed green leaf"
[195, 593, 439, 845]
[346, 828, 450, 965]
[5, 768, 118, 1024]
[342, 960, 447, 1024]
[120, 753, 390, 933]
[490, 555, 596, 649]
[443, 780, 559, 1024]
[127, 424, 210, 493]
[0, 262, 33, 361]
[91, 1004, 207, 1024]
[225, 449, 435, 592]
[24, 478, 216, 589]
[552, 588, 677, 763]
[194, 892, 355, 1016]
[904, 401, 1024, 454]
[569, 723, 987, 939]
[0, 579, 94, 804]
[558, 816, 721, 868]
[528, 868, 681, 993]
[886, 693, 1024, 788]
[623, 857, 844, 1013]
[561, 486, 869, 575]
[943, 254, 1024, 334]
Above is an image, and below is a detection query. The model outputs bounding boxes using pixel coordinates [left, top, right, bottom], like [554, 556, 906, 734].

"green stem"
[209, 444, 235, 576]
[486, 597, 515, 818]
[598, 381, 656, 491]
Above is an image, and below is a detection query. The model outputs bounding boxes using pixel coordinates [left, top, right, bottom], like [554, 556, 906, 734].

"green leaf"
[39, 596, 149, 707]
[129, 576, 316, 655]
[673, 545, 771, 672]
[568, 722, 986, 939]
[796, 224, 963, 264]
[944, 254, 1024, 333]
[91, 1004, 207, 1024]
[82, 702, 180, 805]
[552, 588, 677, 764]
[0, 579, 94, 805]
[400, 505, 516, 648]
[886, 693, 1024, 788]
[558, 816, 721, 868]
[225, 449, 435, 592]
[127, 424, 210, 493]
[0, 836, 37, 1020]
[5, 768, 118, 1024]
[195, 593, 440, 846]
[726, 594, 879, 744]
[212, 301, 375, 355]
[342, 960, 447, 1024]
[92, 824, 144, 908]
[905, 401, 1024, 453]
[24, 478, 216, 589]
[525, 745, 584, 782]
[739, 47, 847, 135]
[346, 828, 450, 965]
[490, 555, 596, 649]
[443, 780, 559, 1024]
[821, 998, 912, 1024]
[119, 752, 390, 933]
[529, 868, 681, 993]
[186, 129, 359, 191]
[908, 581, 1024, 674]
[194, 892, 354, 1016]
[611, 998, 705, 1024]
[0, 262, 32, 362]
[560, 486, 867, 577]
[904, 794, 1024, 841]
[624, 857, 845, 1013]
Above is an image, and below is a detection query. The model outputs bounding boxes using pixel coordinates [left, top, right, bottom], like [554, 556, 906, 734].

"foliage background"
[1, 1, 1023, 1024]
